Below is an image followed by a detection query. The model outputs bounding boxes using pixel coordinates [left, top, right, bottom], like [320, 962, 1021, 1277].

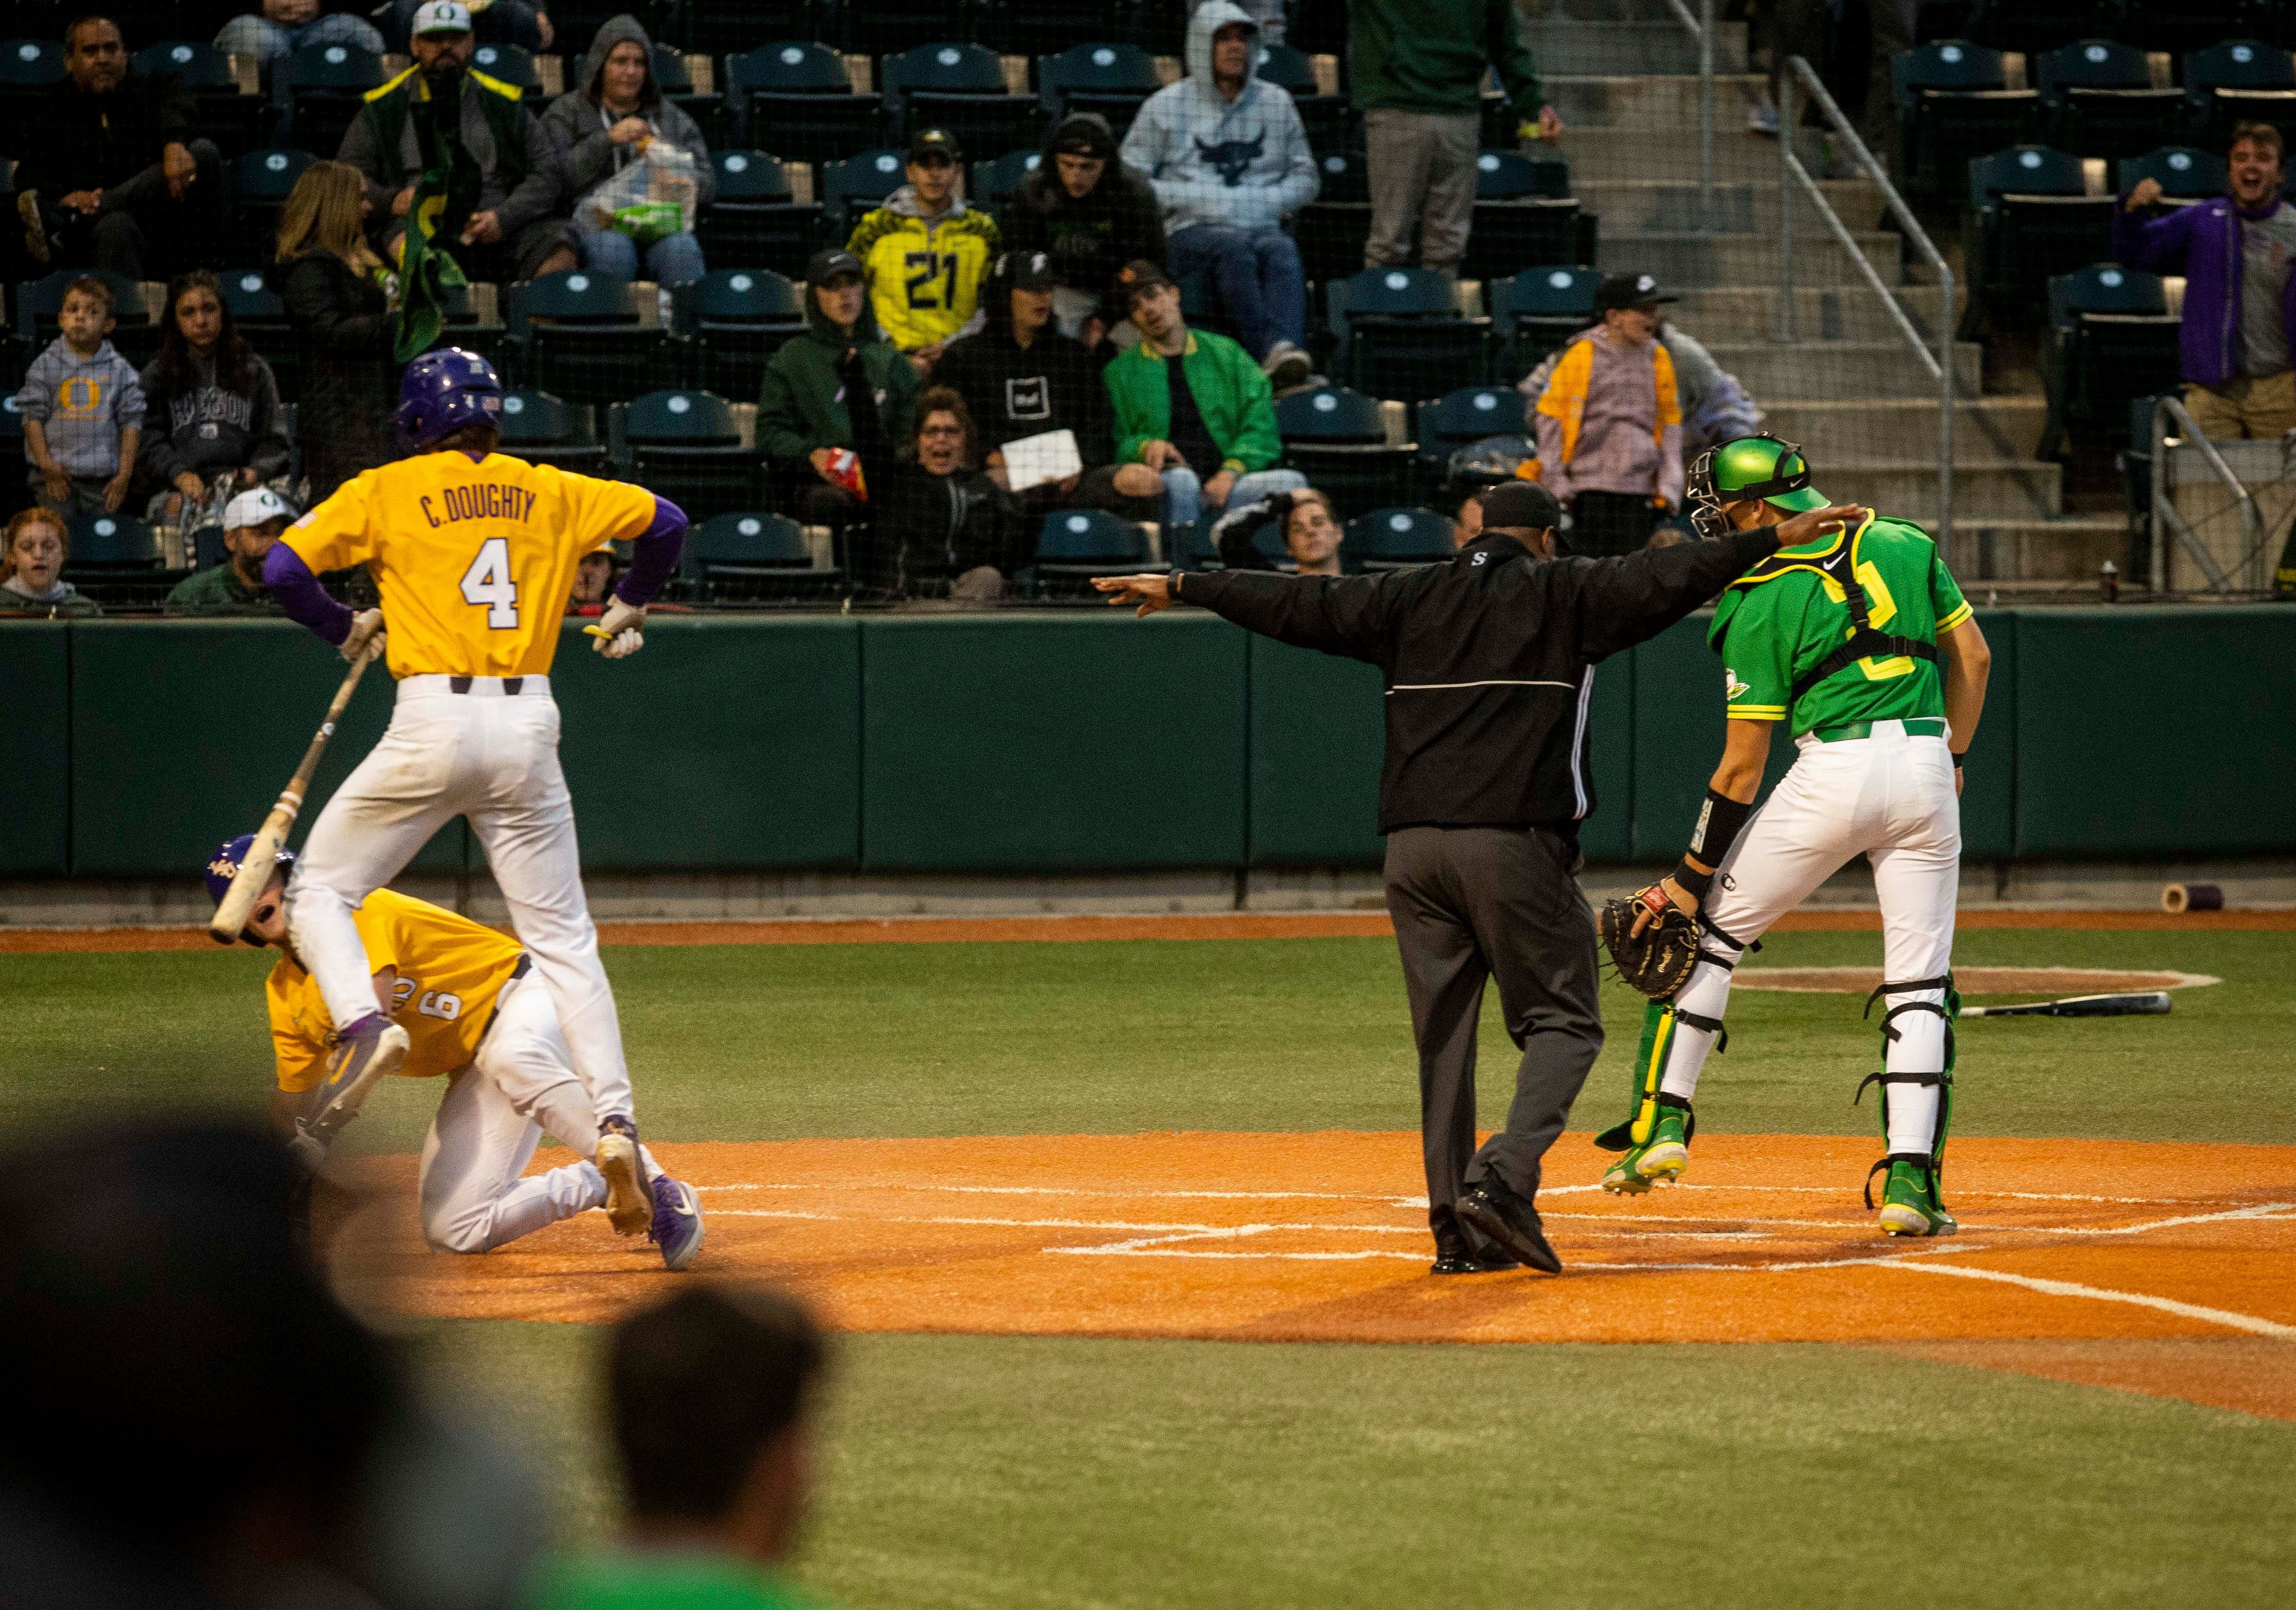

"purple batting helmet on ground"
[394, 347, 503, 449]
[205, 833, 297, 943]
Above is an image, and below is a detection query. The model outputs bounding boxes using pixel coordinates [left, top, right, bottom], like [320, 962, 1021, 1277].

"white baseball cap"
[224, 487, 296, 530]
[411, 1, 475, 36]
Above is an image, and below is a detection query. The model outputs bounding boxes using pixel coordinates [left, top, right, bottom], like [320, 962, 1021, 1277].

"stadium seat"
[1966, 0, 2111, 59]
[1487, 267, 1602, 377]
[1038, 42, 1160, 141]
[214, 267, 298, 401]
[281, 40, 384, 158]
[1961, 145, 2113, 334]
[1256, 41, 1352, 157]
[63, 510, 160, 571]
[826, 0, 968, 57]
[136, 41, 265, 157]
[613, 388, 765, 518]
[14, 269, 154, 368]
[2121, 6, 2254, 58]
[1026, 508, 1154, 593]
[1343, 506, 1457, 570]
[674, 1, 817, 57]
[1893, 40, 2038, 204]
[1415, 386, 1521, 488]
[725, 42, 885, 163]
[821, 149, 912, 235]
[1327, 268, 1491, 405]
[2036, 39, 2183, 161]
[2038, 263, 2180, 458]
[504, 270, 666, 406]
[690, 511, 839, 600]
[0, 39, 66, 157]
[468, 41, 543, 102]
[972, 149, 1042, 212]
[1293, 157, 1374, 292]
[1311, 150, 1370, 203]
[230, 147, 318, 244]
[882, 42, 1038, 159]
[2183, 40, 2296, 152]
[672, 268, 809, 399]
[494, 387, 611, 471]
[980, 0, 1134, 56]
[1277, 386, 1417, 518]
[2117, 144, 2229, 200]
[1463, 150, 1581, 287]
[697, 151, 825, 279]
[651, 44, 728, 148]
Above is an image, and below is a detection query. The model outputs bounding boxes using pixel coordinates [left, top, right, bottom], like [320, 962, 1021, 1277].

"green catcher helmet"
[1685, 435, 1828, 541]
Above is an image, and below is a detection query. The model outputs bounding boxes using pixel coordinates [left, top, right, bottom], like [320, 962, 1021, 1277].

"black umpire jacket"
[1175, 526, 1783, 835]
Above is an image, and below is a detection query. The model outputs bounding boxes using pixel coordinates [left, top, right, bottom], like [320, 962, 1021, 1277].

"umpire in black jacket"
[1095, 481, 1864, 1275]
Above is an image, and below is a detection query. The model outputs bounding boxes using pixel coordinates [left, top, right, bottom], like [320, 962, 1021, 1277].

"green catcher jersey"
[1706, 510, 1972, 738]
[527, 1555, 827, 1610]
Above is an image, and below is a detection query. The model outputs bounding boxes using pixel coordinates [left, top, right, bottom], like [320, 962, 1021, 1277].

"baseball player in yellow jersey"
[258, 349, 687, 1242]
[205, 833, 703, 1266]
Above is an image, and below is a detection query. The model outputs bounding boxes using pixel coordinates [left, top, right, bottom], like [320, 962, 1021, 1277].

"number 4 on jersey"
[459, 535, 519, 628]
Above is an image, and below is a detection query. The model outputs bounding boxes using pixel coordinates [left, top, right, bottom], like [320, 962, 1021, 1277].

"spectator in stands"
[529, 1284, 831, 1610]
[214, 1, 387, 80]
[1517, 305, 1761, 457]
[568, 543, 615, 612]
[139, 270, 293, 530]
[2115, 122, 2296, 442]
[1000, 113, 1168, 350]
[17, 277, 143, 517]
[1211, 486, 1343, 573]
[1454, 488, 1483, 545]
[1532, 272, 1683, 556]
[164, 487, 293, 616]
[1121, 3, 1318, 388]
[1351, 0, 1560, 281]
[847, 129, 1002, 375]
[1105, 260, 1306, 532]
[845, 376, 1024, 602]
[0, 508, 100, 617]
[272, 160, 402, 503]
[543, 13, 712, 290]
[759, 249, 922, 531]
[12, 15, 222, 281]
[339, 1, 579, 285]
[935, 252, 1162, 525]
[384, 0, 555, 50]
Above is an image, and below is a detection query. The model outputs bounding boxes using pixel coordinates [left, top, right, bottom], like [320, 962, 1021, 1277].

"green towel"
[394, 76, 480, 364]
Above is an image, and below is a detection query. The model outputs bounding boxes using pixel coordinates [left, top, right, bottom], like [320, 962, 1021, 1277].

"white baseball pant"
[1659, 719, 1960, 1154]
[285, 675, 636, 1125]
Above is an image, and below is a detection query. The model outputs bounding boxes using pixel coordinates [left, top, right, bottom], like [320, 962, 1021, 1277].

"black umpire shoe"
[1456, 1176, 1563, 1273]
[1430, 1223, 1519, 1275]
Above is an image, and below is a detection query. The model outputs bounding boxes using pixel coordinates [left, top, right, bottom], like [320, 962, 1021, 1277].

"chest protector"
[1736, 531, 1941, 707]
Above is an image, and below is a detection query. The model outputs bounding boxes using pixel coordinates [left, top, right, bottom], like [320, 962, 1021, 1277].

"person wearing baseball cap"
[164, 487, 298, 616]
[844, 127, 1002, 373]
[1531, 270, 1685, 557]
[758, 248, 922, 532]
[385, 0, 557, 53]
[1000, 112, 1169, 350]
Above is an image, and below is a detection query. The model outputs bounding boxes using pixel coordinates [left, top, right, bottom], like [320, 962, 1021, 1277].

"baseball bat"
[207, 642, 382, 945]
[1962, 991, 2172, 1019]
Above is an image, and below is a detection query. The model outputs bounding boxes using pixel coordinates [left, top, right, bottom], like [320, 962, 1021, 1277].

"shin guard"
[1856, 974, 1960, 1207]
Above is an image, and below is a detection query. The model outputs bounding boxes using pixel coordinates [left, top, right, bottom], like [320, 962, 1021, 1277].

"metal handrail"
[2149, 395, 2263, 593]
[1658, 0, 1716, 232]
[1776, 55, 1957, 560]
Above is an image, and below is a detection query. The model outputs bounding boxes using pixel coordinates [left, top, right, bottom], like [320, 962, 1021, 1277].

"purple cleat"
[648, 1173, 704, 1271]
[306, 1011, 410, 1146]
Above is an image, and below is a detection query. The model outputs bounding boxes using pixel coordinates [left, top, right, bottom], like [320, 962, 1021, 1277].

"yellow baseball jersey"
[284, 451, 656, 678]
[266, 889, 525, 1093]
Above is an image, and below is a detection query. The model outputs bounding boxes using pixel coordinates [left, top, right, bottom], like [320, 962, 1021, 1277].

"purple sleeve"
[261, 543, 353, 646]
[613, 494, 688, 606]
[2111, 196, 2193, 274]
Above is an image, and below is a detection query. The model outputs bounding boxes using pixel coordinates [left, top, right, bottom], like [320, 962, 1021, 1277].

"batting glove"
[590, 595, 645, 659]
[339, 608, 384, 664]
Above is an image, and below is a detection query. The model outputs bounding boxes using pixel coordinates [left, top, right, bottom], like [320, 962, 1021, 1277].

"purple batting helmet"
[393, 347, 503, 449]
[205, 832, 297, 945]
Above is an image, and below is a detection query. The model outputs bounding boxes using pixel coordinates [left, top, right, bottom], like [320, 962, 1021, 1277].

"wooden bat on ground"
[1961, 991, 2172, 1019]
[207, 642, 382, 944]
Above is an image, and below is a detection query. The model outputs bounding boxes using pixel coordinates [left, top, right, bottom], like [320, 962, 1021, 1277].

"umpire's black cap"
[1479, 480, 1563, 532]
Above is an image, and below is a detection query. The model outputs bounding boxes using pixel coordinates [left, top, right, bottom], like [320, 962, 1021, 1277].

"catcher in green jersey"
[1595, 435, 1993, 1235]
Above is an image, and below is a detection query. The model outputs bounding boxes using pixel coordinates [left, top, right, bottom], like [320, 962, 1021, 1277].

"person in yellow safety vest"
[1532, 271, 1683, 557]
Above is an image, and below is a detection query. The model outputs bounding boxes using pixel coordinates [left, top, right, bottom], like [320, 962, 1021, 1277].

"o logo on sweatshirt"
[57, 376, 105, 416]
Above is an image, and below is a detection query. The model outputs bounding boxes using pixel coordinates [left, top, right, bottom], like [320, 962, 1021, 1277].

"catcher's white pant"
[419, 968, 664, 1253]
[1660, 719, 1959, 1155]
[285, 675, 636, 1125]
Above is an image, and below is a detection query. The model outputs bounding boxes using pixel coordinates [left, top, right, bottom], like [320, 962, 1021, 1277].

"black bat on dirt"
[1961, 991, 2172, 1019]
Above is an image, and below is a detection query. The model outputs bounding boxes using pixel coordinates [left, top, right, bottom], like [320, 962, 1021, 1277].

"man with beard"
[338, 1, 578, 284]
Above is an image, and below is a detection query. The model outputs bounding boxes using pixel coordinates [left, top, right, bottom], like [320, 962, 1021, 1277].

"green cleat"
[1601, 1098, 1691, 1194]
[1875, 1155, 1957, 1237]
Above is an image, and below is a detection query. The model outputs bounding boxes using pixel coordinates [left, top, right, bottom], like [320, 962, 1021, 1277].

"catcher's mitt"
[1599, 883, 1700, 1000]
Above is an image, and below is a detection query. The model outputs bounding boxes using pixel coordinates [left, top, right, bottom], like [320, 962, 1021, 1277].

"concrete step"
[1818, 460, 2065, 520]
[1666, 285, 1964, 341]
[1596, 229, 1902, 288]
[1576, 178, 1889, 237]
[1954, 517, 2128, 583]
[1545, 72, 1768, 127]
[1704, 340, 1982, 398]
[1521, 20, 1750, 76]
[1559, 127, 1826, 184]
[1758, 397, 2050, 461]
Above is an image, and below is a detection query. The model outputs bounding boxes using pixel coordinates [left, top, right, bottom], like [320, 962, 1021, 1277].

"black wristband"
[1687, 788, 1753, 866]
[1952, 750, 1964, 768]
[1672, 859, 1715, 901]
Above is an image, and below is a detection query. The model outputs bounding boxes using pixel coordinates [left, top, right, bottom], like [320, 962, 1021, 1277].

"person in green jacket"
[1351, 0, 1561, 280]
[758, 248, 923, 530]
[526, 1284, 839, 1610]
[164, 486, 294, 616]
[1103, 261, 1303, 535]
[0, 506, 102, 616]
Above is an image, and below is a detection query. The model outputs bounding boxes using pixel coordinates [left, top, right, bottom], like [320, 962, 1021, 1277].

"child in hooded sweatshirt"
[18, 277, 145, 516]
[0, 507, 102, 616]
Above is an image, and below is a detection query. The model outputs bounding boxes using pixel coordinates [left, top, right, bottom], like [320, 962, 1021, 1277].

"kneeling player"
[1595, 437, 1991, 1236]
[206, 834, 703, 1268]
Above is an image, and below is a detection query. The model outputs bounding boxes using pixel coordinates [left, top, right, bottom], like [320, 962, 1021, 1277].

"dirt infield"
[332, 1130, 2296, 1419]
[11, 906, 2296, 953]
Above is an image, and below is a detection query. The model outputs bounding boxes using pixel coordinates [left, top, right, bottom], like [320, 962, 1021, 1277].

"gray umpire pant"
[1384, 825, 1606, 1234]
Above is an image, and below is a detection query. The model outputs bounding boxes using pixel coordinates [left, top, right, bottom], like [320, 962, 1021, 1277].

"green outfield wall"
[7, 607, 2289, 882]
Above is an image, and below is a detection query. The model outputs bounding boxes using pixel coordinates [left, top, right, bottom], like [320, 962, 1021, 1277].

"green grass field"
[7, 923, 2294, 1606]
